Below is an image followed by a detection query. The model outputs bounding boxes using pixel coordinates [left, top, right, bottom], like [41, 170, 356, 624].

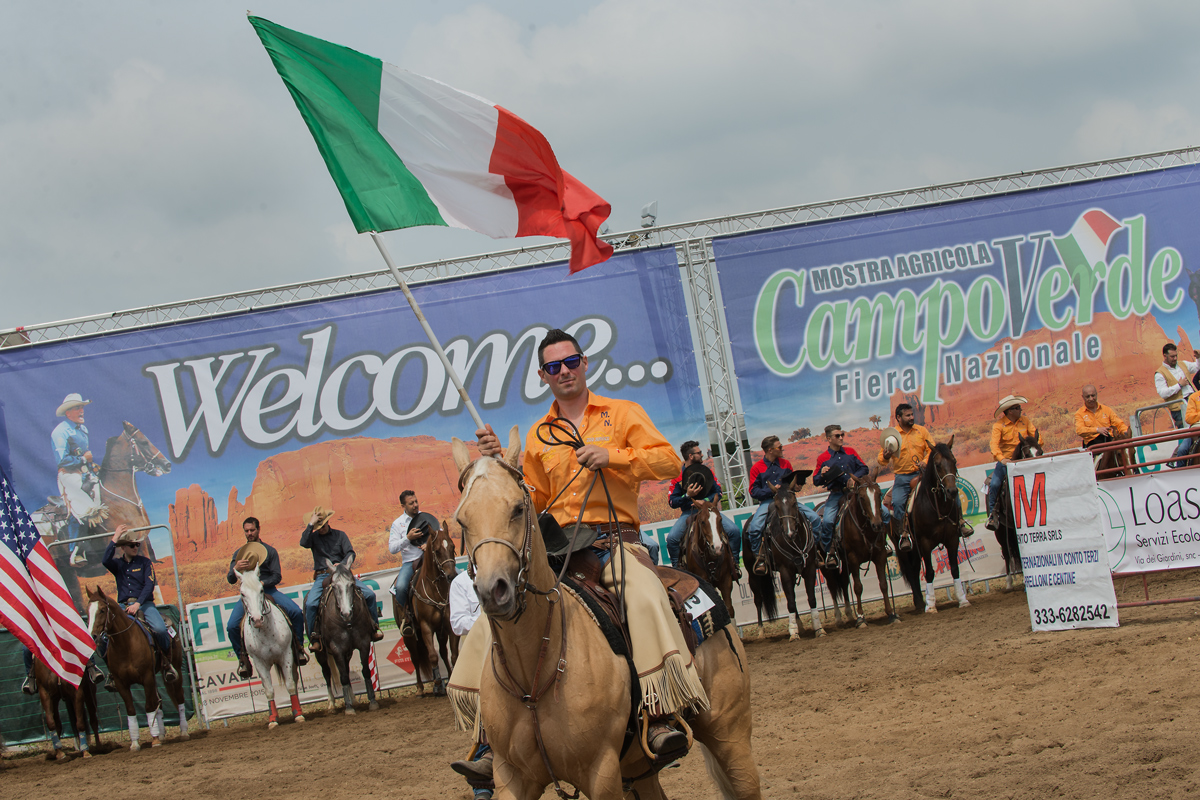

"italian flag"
[250, 17, 613, 272]
[1053, 208, 1123, 273]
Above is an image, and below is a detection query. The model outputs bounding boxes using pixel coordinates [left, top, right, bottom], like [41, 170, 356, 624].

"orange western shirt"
[876, 424, 934, 475]
[1187, 393, 1200, 426]
[1074, 404, 1130, 444]
[522, 392, 682, 526]
[990, 415, 1041, 462]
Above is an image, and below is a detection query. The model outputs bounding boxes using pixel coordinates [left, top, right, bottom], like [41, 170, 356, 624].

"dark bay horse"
[838, 474, 898, 626]
[894, 438, 971, 613]
[683, 499, 736, 620]
[451, 430, 761, 799]
[86, 586, 187, 750]
[995, 432, 1045, 589]
[396, 521, 459, 696]
[745, 489, 847, 640]
[316, 555, 379, 714]
[32, 656, 101, 759]
[1092, 428, 1138, 478]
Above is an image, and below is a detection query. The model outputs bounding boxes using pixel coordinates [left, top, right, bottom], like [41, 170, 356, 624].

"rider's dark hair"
[761, 435, 780, 452]
[824, 424, 842, 437]
[399, 490, 416, 504]
[680, 440, 700, 459]
[895, 403, 913, 419]
[242, 516, 260, 531]
[1164, 342, 1178, 356]
[538, 329, 583, 366]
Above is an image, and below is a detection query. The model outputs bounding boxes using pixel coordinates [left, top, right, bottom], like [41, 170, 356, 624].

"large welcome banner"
[713, 166, 1200, 491]
[0, 248, 705, 625]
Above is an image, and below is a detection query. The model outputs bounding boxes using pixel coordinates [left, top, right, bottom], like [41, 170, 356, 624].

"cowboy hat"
[681, 463, 717, 499]
[114, 527, 147, 546]
[233, 541, 269, 572]
[56, 393, 91, 417]
[780, 469, 814, 489]
[994, 394, 1029, 418]
[881, 427, 902, 455]
[407, 511, 441, 540]
[305, 506, 335, 529]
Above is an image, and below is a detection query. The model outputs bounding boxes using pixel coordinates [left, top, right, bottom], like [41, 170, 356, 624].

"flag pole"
[369, 232, 486, 431]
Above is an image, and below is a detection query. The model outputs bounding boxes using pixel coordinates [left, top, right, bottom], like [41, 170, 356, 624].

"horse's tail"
[698, 741, 740, 800]
[742, 533, 778, 622]
[406, 623, 431, 683]
[822, 560, 851, 606]
[895, 546, 923, 593]
[84, 680, 101, 748]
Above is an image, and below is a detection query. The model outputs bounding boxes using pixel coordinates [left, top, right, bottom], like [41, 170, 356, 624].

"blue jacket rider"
[101, 526, 179, 683]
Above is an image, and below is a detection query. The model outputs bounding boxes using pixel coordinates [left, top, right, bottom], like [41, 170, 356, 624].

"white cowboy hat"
[880, 427, 902, 455]
[994, 394, 1029, 418]
[56, 393, 91, 417]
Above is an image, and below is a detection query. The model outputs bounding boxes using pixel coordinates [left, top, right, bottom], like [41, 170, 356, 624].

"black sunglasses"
[541, 354, 583, 375]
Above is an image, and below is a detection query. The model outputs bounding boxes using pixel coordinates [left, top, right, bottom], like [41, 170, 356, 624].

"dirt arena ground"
[5, 571, 1200, 799]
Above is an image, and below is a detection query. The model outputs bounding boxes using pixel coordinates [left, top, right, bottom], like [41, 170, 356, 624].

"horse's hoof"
[368, 701, 379, 711]
[82, 751, 92, 759]
[294, 715, 305, 724]
[344, 707, 356, 716]
[150, 738, 162, 748]
[925, 605, 938, 614]
[888, 615, 901, 624]
[814, 628, 827, 638]
[856, 618, 867, 629]
[959, 599, 971, 608]
[130, 742, 141, 752]
[55, 750, 67, 761]
[268, 721, 279, 730]
[179, 733, 190, 742]
[789, 633, 800, 641]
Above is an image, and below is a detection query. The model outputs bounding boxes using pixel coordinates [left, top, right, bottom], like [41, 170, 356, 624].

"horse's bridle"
[414, 536, 458, 610]
[126, 427, 167, 476]
[766, 492, 813, 566]
[243, 585, 273, 627]
[93, 598, 136, 641]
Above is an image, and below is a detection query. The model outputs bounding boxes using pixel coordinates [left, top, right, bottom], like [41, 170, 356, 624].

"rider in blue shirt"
[101, 526, 179, 683]
[665, 441, 742, 579]
[51, 393, 102, 565]
[225, 516, 308, 679]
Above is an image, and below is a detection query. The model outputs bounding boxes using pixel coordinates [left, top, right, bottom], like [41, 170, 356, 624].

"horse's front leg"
[114, 680, 143, 752]
[922, 548, 938, 614]
[42, 693, 66, 760]
[800, 565, 825, 639]
[851, 560, 867, 628]
[946, 538, 970, 608]
[422, 619, 444, 697]
[359, 645, 378, 711]
[876, 553, 899, 623]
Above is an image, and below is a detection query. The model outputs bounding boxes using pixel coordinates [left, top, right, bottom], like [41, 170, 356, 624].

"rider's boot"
[371, 620, 385, 642]
[236, 649, 253, 680]
[162, 651, 180, 684]
[959, 518, 975, 537]
[20, 675, 36, 695]
[292, 635, 310, 666]
[86, 662, 105, 686]
[731, 558, 742, 582]
[104, 672, 117, 692]
[400, 609, 415, 638]
[984, 507, 999, 531]
[752, 548, 768, 576]
[647, 720, 689, 761]
[309, 632, 323, 654]
[451, 748, 494, 785]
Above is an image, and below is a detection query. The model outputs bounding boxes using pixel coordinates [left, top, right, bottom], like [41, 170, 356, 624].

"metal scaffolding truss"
[6, 145, 1200, 498]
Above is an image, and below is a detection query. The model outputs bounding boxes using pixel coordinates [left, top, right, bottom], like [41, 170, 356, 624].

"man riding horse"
[100, 525, 178, 685]
[226, 516, 308, 679]
[51, 393, 106, 566]
[300, 506, 383, 652]
[878, 404, 973, 540]
[666, 440, 742, 579]
[985, 395, 1043, 531]
[1075, 385, 1129, 450]
[748, 434, 824, 574]
[388, 490, 429, 637]
[813, 424, 869, 570]
[466, 328, 705, 776]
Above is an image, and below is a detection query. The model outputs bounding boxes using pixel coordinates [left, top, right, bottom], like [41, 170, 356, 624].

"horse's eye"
[510, 505, 522, 521]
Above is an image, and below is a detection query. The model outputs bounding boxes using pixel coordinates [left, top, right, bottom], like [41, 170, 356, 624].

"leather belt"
[312, 568, 330, 580]
[590, 521, 643, 546]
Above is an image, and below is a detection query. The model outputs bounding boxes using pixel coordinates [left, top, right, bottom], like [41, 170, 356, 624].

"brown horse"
[1091, 428, 1138, 478]
[32, 656, 101, 759]
[86, 586, 187, 750]
[994, 432, 1045, 589]
[839, 474, 898, 626]
[682, 499, 736, 620]
[894, 438, 972, 613]
[396, 521, 460, 696]
[451, 429, 761, 800]
[98, 422, 172, 560]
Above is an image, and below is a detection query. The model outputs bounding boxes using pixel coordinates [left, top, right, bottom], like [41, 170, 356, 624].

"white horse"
[239, 567, 304, 728]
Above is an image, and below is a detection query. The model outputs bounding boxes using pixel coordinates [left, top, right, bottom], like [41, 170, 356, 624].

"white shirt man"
[448, 569, 481, 637]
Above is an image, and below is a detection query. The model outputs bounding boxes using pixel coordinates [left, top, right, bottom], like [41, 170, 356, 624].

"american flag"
[0, 466, 95, 685]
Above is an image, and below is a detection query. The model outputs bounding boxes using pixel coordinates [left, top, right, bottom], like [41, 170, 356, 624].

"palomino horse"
[86, 586, 187, 750]
[745, 489, 848, 640]
[451, 429, 761, 800]
[238, 566, 304, 728]
[838, 474, 898, 626]
[32, 656, 101, 759]
[397, 521, 459, 697]
[682, 499, 736, 620]
[315, 555, 379, 714]
[894, 438, 971, 613]
[994, 432, 1045, 589]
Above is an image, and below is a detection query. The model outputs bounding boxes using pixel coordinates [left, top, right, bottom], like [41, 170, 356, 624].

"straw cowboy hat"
[233, 541, 269, 571]
[305, 506, 335, 529]
[994, 394, 1029, 419]
[56, 393, 91, 417]
[113, 527, 147, 546]
[880, 426, 903, 455]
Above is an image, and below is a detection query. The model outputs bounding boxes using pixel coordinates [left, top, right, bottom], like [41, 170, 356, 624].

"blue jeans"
[124, 601, 169, 652]
[639, 531, 661, 565]
[747, 501, 771, 554]
[881, 473, 916, 524]
[392, 561, 417, 607]
[821, 492, 846, 550]
[666, 509, 742, 568]
[987, 462, 1008, 514]
[305, 574, 379, 640]
[227, 588, 305, 657]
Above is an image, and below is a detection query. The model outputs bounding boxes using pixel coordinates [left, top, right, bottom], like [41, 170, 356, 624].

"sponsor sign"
[1098, 466, 1200, 574]
[1009, 453, 1118, 631]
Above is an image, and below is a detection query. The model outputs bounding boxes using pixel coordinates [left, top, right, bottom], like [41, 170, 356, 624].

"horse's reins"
[97, 428, 160, 511]
[414, 540, 457, 610]
[848, 483, 888, 563]
[768, 493, 813, 566]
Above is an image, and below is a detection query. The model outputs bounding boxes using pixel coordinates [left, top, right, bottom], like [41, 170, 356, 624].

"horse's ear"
[946, 434, 955, 450]
[451, 437, 471, 473]
[343, 553, 355, 571]
[504, 425, 522, 470]
[123, 420, 136, 434]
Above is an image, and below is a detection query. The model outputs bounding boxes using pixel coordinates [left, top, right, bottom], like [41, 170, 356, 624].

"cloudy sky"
[4, 0, 1200, 330]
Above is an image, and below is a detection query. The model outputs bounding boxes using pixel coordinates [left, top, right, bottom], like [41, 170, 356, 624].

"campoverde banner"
[1008, 453, 1118, 632]
[0, 248, 705, 619]
[713, 165, 1200, 497]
